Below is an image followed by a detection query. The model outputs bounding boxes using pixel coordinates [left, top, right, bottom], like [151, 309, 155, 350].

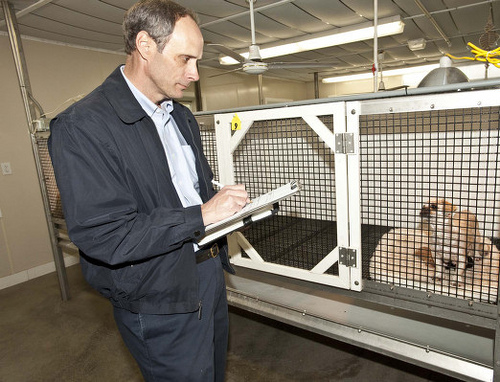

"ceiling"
[1, 0, 500, 82]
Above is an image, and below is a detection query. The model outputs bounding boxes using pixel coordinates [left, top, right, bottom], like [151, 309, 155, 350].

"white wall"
[199, 67, 311, 110]
[313, 75, 404, 98]
[0, 36, 125, 287]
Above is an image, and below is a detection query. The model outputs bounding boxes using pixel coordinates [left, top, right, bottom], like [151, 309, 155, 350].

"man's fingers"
[201, 184, 249, 225]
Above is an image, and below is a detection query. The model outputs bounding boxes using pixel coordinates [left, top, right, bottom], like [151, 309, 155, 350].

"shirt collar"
[120, 65, 173, 118]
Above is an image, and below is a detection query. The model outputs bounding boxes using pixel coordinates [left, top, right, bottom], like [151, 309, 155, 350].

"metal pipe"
[414, 0, 452, 46]
[405, 0, 496, 21]
[0, 0, 54, 28]
[248, 0, 256, 46]
[3, 2, 35, 128]
[2, 0, 70, 300]
[29, 92, 45, 119]
[200, 0, 295, 28]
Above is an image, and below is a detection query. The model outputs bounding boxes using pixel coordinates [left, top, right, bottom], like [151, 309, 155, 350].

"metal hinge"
[335, 133, 355, 154]
[339, 247, 357, 267]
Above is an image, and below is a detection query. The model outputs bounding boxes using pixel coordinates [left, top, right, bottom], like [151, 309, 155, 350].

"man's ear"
[135, 31, 156, 60]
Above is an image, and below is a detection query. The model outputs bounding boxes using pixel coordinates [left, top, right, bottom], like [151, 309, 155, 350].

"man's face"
[147, 16, 203, 100]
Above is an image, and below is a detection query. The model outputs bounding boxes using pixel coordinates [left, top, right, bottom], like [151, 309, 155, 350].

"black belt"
[195, 243, 219, 264]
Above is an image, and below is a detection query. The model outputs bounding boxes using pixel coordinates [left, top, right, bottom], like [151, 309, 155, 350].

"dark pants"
[113, 256, 229, 381]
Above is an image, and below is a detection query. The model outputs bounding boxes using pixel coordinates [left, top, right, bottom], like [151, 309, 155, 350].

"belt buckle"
[209, 243, 219, 258]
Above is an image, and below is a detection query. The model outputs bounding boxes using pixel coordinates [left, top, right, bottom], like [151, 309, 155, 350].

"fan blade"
[206, 43, 247, 64]
[208, 67, 243, 78]
[267, 62, 333, 69]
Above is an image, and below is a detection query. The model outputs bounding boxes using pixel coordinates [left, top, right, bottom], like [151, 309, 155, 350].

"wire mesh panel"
[360, 103, 500, 304]
[233, 116, 337, 273]
[197, 115, 219, 181]
[36, 134, 64, 220]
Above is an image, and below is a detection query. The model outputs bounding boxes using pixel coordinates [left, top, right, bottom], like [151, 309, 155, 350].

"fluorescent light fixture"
[322, 63, 439, 83]
[219, 16, 405, 65]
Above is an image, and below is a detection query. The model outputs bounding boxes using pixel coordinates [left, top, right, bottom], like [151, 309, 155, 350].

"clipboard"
[197, 180, 300, 246]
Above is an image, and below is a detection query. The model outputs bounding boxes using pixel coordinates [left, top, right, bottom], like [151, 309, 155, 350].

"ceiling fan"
[208, 0, 333, 76]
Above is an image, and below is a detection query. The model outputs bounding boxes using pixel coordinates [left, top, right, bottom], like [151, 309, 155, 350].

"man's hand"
[201, 184, 250, 226]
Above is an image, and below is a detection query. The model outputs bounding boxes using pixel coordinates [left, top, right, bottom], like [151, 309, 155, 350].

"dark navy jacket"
[48, 66, 233, 314]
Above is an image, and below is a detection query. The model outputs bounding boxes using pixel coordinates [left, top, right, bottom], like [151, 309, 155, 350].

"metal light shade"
[418, 56, 468, 87]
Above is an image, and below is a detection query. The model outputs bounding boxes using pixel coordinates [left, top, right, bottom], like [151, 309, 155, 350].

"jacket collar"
[102, 67, 208, 201]
[102, 66, 148, 124]
[102, 66, 193, 148]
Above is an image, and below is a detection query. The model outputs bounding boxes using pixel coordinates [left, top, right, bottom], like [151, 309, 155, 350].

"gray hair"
[123, 0, 198, 55]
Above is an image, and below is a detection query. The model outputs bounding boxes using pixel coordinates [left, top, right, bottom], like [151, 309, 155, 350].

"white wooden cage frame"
[214, 102, 362, 291]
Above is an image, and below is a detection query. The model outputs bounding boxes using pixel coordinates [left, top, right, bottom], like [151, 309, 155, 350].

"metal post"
[194, 80, 203, 112]
[314, 72, 320, 99]
[258, 74, 264, 105]
[373, 0, 378, 93]
[195, 62, 203, 111]
[494, 277, 500, 380]
[2, 0, 70, 300]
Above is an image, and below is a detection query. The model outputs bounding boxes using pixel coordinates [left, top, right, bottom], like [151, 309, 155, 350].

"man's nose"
[187, 61, 199, 82]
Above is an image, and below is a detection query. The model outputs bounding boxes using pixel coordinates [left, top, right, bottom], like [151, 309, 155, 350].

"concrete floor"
[0, 265, 461, 382]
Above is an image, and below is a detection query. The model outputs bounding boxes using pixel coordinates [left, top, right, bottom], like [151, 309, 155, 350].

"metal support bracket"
[335, 133, 355, 154]
[339, 247, 357, 267]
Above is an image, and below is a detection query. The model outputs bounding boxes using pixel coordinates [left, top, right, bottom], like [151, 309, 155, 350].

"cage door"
[213, 102, 359, 290]
[354, 90, 500, 304]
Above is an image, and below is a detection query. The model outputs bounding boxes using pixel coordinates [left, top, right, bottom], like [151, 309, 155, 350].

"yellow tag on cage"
[231, 114, 241, 130]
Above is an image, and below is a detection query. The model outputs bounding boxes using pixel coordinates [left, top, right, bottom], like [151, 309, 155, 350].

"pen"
[212, 179, 253, 204]
[211, 179, 225, 188]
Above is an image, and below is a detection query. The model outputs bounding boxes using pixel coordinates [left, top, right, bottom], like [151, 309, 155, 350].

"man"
[48, 1, 249, 380]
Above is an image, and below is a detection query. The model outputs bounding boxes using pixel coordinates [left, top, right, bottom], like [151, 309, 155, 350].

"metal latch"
[339, 247, 357, 267]
[335, 133, 355, 154]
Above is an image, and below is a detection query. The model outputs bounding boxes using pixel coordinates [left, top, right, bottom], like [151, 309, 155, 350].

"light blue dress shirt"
[120, 67, 203, 250]
[120, 66, 202, 208]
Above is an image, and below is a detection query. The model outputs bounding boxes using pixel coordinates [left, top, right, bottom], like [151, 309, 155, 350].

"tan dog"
[370, 228, 435, 284]
[420, 199, 482, 285]
[464, 237, 500, 301]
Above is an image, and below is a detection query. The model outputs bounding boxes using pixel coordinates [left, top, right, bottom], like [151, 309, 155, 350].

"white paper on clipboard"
[197, 180, 300, 246]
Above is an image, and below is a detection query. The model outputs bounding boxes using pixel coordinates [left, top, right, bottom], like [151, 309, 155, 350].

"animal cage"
[202, 91, 500, 302]
[39, 86, 500, 382]
[361, 103, 500, 304]
[195, 88, 500, 382]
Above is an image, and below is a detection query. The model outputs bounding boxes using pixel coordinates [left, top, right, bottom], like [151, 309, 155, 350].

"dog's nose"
[420, 206, 430, 217]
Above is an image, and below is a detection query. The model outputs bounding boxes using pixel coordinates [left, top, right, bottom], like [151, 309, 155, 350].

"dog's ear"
[481, 240, 492, 259]
[425, 198, 439, 209]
